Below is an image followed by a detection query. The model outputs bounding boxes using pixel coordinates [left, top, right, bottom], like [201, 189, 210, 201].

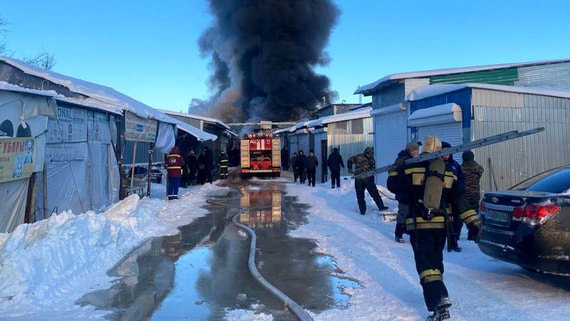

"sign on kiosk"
[0, 137, 35, 183]
[124, 111, 157, 142]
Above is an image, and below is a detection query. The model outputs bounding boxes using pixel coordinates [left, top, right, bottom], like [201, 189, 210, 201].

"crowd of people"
[166, 145, 226, 200]
[284, 137, 484, 321]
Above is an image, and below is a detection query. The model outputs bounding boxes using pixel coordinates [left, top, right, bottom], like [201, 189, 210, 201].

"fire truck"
[240, 134, 281, 178]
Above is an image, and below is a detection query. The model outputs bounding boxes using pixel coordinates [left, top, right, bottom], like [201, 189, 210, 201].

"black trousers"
[355, 177, 385, 214]
[293, 168, 299, 182]
[307, 169, 316, 186]
[410, 229, 449, 311]
[330, 170, 341, 188]
[299, 168, 306, 183]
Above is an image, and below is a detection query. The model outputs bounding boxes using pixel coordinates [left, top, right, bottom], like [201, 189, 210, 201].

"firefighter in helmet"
[403, 136, 482, 321]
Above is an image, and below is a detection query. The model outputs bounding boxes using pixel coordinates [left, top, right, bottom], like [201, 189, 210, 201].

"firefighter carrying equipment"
[423, 158, 446, 220]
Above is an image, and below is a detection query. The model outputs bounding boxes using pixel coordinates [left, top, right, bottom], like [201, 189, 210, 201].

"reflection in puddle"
[239, 186, 282, 228]
[77, 183, 360, 320]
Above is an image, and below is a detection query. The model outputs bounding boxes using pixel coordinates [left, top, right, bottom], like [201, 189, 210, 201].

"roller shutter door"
[416, 122, 463, 161]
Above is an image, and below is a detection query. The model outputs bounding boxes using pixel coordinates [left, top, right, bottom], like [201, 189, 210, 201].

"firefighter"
[347, 147, 389, 215]
[441, 141, 465, 252]
[219, 151, 229, 179]
[166, 146, 185, 200]
[403, 136, 482, 321]
[387, 141, 419, 243]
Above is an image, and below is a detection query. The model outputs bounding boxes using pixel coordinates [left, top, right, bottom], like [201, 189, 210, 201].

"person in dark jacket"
[305, 150, 319, 187]
[327, 147, 345, 188]
[281, 146, 290, 171]
[185, 150, 198, 186]
[296, 150, 307, 184]
[290, 152, 299, 182]
[347, 147, 388, 215]
[204, 146, 214, 184]
[219, 151, 229, 179]
[461, 150, 484, 211]
[387, 141, 419, 243]
[441, 141, 465, 252]
[197, 150, 207, 185]
[402, 136, 481, 321]
[166, 146, 185, 200]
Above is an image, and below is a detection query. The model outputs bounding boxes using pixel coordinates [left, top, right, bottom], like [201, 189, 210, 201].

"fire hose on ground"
[206, 197, 314, 321]
[232, 212, 314, 321]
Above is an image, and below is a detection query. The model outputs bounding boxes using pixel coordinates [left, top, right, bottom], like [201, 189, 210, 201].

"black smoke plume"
[194, 0, 340, 122]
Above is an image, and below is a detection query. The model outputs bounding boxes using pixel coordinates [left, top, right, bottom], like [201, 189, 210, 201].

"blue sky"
[1, 0, 569, 112]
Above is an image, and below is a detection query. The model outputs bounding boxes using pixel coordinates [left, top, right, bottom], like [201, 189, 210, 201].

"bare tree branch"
[23, 51, 56, 70]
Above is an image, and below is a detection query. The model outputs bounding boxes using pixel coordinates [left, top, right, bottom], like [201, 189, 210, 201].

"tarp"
[35, 104, 119, 218]
[156, 122, 176, 154]
[0, 90, 55, 232]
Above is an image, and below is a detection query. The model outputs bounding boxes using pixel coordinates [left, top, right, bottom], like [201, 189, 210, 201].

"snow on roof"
[321, 107, 372, 125]
[161, 110, 232, 131]
[0, 56, 216, 141]
[408, 103, 461, 121]
[174, 119, 217, 141]
[285, 107, 373, 133]
[272, 127, 291, 135]
[0, 81, 57, 97]
[355, 58, 570, 95]
[407, 83, 570, 101]
[0, 81, 124, 115]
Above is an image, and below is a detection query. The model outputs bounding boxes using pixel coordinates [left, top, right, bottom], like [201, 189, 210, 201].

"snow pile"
[0, 183, 226, 320]
[285, 178, 570, 321]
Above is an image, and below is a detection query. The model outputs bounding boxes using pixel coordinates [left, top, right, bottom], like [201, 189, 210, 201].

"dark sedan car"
[478, 166, 570, 275]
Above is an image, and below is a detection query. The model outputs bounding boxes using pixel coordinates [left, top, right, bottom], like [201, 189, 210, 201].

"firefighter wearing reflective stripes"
[219, 151, 229, 179]
[167, 146, 185, 200]
[403, 136, 482, 320]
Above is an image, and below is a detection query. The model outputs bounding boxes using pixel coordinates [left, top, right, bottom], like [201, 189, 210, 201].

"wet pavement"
[78, 180, 360, 321]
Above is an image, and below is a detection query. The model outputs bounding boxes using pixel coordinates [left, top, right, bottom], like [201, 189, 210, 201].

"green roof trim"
[429, 68, 518, 85]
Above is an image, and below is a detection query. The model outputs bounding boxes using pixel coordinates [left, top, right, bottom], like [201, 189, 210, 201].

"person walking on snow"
[461, 150, 484, 212]
[290, 152, 299, 182]
[166, 146, 185, 200]
[387, 141, 419, 243]
[327, 147, 345, 189]
[441, 141, 465, 252]
[305, 150, 319, 187]
[296, 150, 307, 184]
[402, 136, 482, 321]
[347, 147, 389, 215]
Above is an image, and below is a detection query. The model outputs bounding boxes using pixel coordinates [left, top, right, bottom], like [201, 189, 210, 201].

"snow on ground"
[284, 177, 570, 321]
[0, 183, 227, 321]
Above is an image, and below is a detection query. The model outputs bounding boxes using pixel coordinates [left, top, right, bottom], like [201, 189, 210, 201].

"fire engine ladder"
[353, 127, 545, 179]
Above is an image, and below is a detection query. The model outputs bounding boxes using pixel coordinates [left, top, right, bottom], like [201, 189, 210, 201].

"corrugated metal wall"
[516, 62, 570, 88]
[372, 83, 405, 108]
[328, 117, 374, 176]
[472, 91, 570, 192]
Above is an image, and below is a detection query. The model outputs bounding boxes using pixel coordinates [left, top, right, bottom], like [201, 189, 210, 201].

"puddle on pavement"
[77, 182, 361, 321]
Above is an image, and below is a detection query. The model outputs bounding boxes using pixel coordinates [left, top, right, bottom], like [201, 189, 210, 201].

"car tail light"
[512, 204, 560, 226]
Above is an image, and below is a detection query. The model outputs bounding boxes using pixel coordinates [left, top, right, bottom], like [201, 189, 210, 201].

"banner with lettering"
[124, 111, 157, 142]
[0, 137, 36, 183]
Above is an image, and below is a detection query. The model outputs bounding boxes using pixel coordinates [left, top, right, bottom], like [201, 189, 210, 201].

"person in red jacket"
[166, 146, 185, 200]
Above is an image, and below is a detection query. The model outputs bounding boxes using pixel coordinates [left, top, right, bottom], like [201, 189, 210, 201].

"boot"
[425, 306, 450, 321]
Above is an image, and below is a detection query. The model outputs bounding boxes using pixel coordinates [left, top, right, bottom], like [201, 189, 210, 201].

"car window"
[511, 167, 570, 193]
